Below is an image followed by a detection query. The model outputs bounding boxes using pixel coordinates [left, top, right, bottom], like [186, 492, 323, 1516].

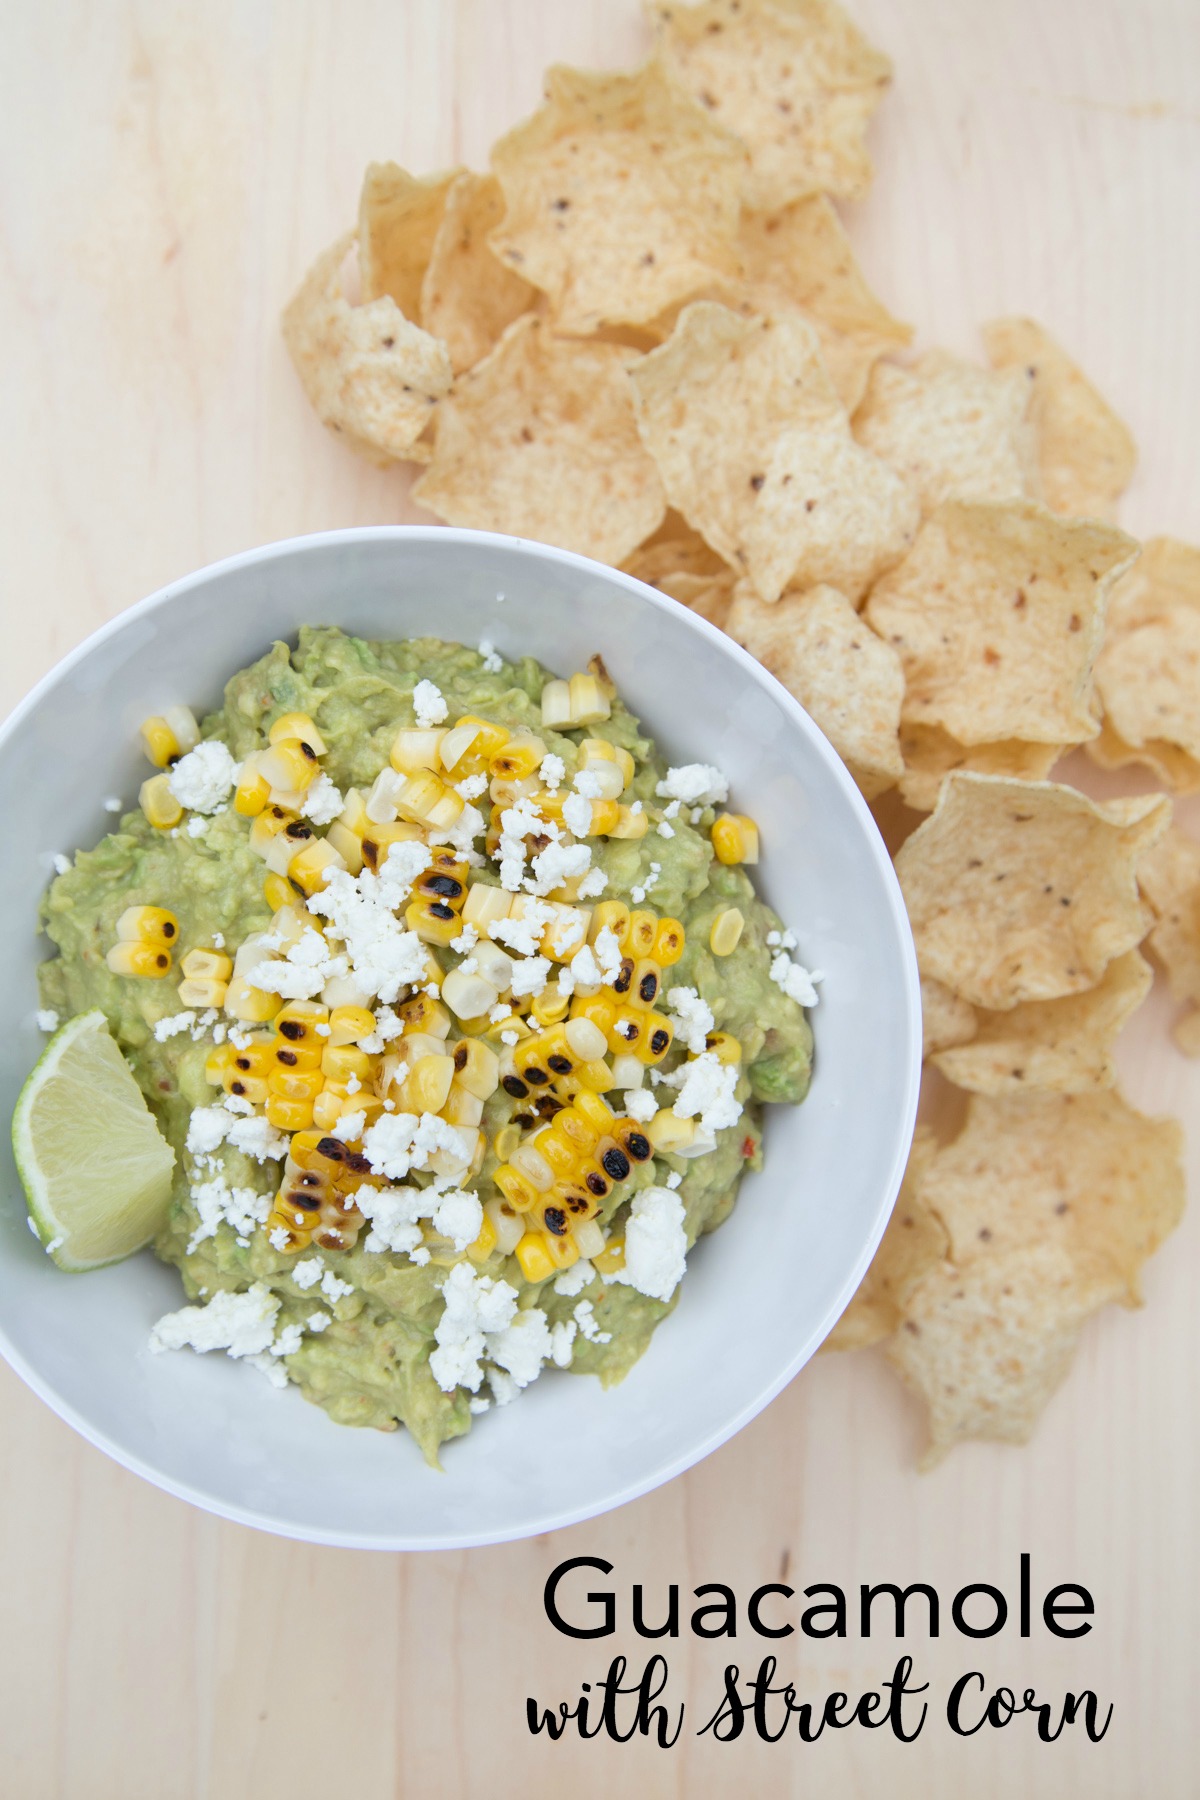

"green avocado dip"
[34, 627, 814, 1463]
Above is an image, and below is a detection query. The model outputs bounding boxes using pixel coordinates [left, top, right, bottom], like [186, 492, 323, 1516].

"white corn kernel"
[540, 679, 572, 729]
[441, 967, 499, 1020]
[564, 1017, 607, 1062]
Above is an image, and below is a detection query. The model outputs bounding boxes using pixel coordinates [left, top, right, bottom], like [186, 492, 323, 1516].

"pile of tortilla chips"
[282, 0, 1197, 1468]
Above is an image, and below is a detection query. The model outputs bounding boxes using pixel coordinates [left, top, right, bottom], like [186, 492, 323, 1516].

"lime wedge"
[12, 1010, 175, 1271]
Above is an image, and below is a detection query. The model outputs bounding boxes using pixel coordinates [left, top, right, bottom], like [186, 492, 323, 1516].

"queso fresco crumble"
[34, 629, 817, 1462]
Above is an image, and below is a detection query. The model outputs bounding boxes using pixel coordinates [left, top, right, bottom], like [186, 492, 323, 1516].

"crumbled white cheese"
[562, 792, 593, 838]
[573, 1298, 612, 1344]
[528, 841, 591, 897]
[623, 1088, 658, 1123]
[568, 943, 601, 990]
[577, 866, 607, 899]
[268, 1225, 290, 1251]
[432, 1188, 484, 1251]
[246, 921, 351, 999]
[153, 1011, 197, 1042]
[478, 638, 503, 673]
[487, 1307, 554, 1390]
[149, 1282, 280, 1359]
[103, 796, 123, 813]
[308, 848, 432, 1002]
[361, 1110, 469, 1182]
[412, 679, 448, 728]
[225, 1114, 288, 1163]
[665, 1170, 682, 1190]
[34, 1009, 60, 1034]
[668, 1050, 742, 1133]
[657, 820, 675, 839]
[665, 985, 714, 1053]
[306, 1311, 331, 1332]
[321, 1269, 354, 1302]
[429, 1262, 520, 1393]
[655, 763, 728, 807]
[185, 1173, 271, 1252]
[610, 1187, 687, 1303]
[359, 1184, 425, 1256]
[331, 1109, 366, 1142]
[497, 796, 551, 892]
[500, 1029, 519, 1047]
[572, 768, 605, 800]
[540, 753, 565, 792]
[300, 772, 344, 825]
[491, 897, 553, 957]
[450, 922, 479, 954]
[550, 1320, 577, 1367]
[454, 772, 488, 802]
[186, 816, 209, 839]
[553, 1259, 595, 1297]
[168, 740, 238, 812]
[272, 1322, 305, 1358]
[52, 853, 71, 876]
[770, 952, 822, 1007]
[509, 955, 551, 999]
[592, 926, 624, 982]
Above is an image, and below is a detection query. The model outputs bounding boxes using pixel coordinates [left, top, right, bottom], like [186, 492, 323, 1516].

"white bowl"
[0, 527, 919, 1549]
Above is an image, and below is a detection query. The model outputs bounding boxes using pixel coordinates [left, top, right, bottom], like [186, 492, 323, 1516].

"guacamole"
[36, 628, 813, 1462]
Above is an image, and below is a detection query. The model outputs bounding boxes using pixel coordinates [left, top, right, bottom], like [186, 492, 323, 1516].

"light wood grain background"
[2, 2, 1199, 1795]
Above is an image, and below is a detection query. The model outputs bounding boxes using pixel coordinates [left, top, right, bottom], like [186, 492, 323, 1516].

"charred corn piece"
[451, 1037, 500, 1099]
[224, 1070, 269, 1106]
[396, 993, 450, 1039]
[139, 774, 182, 831]
[510, 1139, 555, 1191]
[711, 813, 759, 865]
[589, 901, 631, 949]
[405, 897, 461, 946]
[637, 1011, 674, 1066]
[177, 976, 228, 1009]
[489, 734, 546, 781]
[629, 959, 662, 1010]
[106, 940, 172, 978]
[444, 715, 510, 776]
[269, 711, 326, 756]
[223, 976, 282, 1023]
[395, 770, 463, 830]
[230, 1039, 273, 1078]
[359, 818, 423, 873]
[568, 673, 610, 726]
[592, 1135, 633, 1187]
[274, 1000, 329, 1047]
[607, 1006, 644, 1054]
[647, 1111, 699, 1154]
[180, 947, 232, 981]
[397, 1053, 455, 1115]
[495, 1165, 540, 1214]
[265, 1093, 316, 1132]
[116, 905, 179, 950]
[259, 738, 320, 794]
[465, 1210, 498, 1263]
[248, 804, 300, 857]
[320, 1043, 372, 1083]
[326, 1005, 376, 1047]
[139, 707, 198, 767]
[704, 1030, 742, 1066]
[530, 982, 571, 1028]
[543, 904, 592, 962]
[390, 727, 446, 774]
[415, 855, 469, 907]
[269, 1187, 322, 1234]
[288, 839, 347, 895]
[653, 916, 685, 965]
[323, 821, 363, 877]
[613, 1119, 653, 1163]
[557, 1058, 614, 1096]
[627, 910, 658, 958]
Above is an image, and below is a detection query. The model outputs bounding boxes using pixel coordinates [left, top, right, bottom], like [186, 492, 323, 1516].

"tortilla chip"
[657, 568, 737, 629]
[824, 1127, 945, 1351]
[418, 172, 536, 375]
[358, 163, 460, 321]
[864, 500, 1138, 747]
[933, 949, 1152, 1094]
[982, 316, 1136, 521]
[853, 352, 1039, 513]
[650, 0, 891, 209]
[1104, 535, 1200, 633]
[630, 302, 919, 603]
[1138, 828, 1200, 1055]
[488, 61, 746, 335]
[922, 977, 978, 1058]
[1085, 537, 1200, 794]
[622, 513, 729, 586]
[1174, 1010, 1200, 1057]
[887, 1089, 1184, 1463]
[894, 773, 1170, 1010]
[412, 315, 665, 564]
[727, 581, 904, 796]
[897, 724, 1059, 813]
[281, 232, 453, 465]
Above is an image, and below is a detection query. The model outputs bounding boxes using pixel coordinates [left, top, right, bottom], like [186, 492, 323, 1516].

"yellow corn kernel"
[223, 976, 282, 1023]
[568, 672, 610, 725]
[359, 818, 423, 873]
[391, 727, 447, 774]
[709, 907, 745, 956]
[495, 1165, 540, 1214]
[267, 1065, 324, 1102]
[260, 873, 298, 913]
[265, 1093, 316, 1133]
[627, 911, 658, 958]
[593, 1238, 626, 1275]
[311, 1088, 351, 1131]
[568, 1059, 614, 1095]
[274, 1000, 330, 1048]
[514, 1230, 558, 1283]
[531, 982, 571, 1028]
[647, 1111, 698, 1154]
[570, 993, 618, 1038]
[139, 716, 180, 768]
[247, 803, 298, 856]
[563, 1016, 607, 1063]
[462, 882, 512, 935]
[204, 1045, 236, 1086]
[179, 948, 232, 982]
[177, 976, 228, 1010]
[139, 774, 182, 831]
[465, 1210, 498, 1263]
[704, 1031, 742, 1066]
[442, 1082, 485, 1128]
[589, 901, 631, 949]
[490, 733, 547, 781]
[637, 1011, 674, 1066]
[234, 758, 272, 817]
[556, 1107, 601, 1157]
[540, 1132, 581, 1181]
[510, 1139, 555, 1191]
[334, 788, 369, 836]
[614, 1118, 655, 1164]
[320, 1044, 372, 1083]
[324, 821, 364, 877]
[492, 1123, 522, 1163]
[261, 739, 321, 794]
[224, 1069, 269, 1106]
[105, 941, 172, 979]
[397, 993, 452, 1039]
[607, 1006, 644, 1055]
[448, 716, 511, 776]
[115, 905, 179, 950]
[610, 804, 648, 840]
[405, 897, 462, 946]
[416, 852, 469, 902]
[628, 958, 662, 1011]
[398, 1053, 455, 1115]
[269, 712, 326, 756]
[289, 838, 347, 895]
[393, 770, 448, 826]
[451, 1037, 500, 1100]
[274, 1038, 322, 1076]
[712, 813, 759, 866]
[653, 917, 686, 967]
[539, 679, 573, 730]
[543, 1227, 582, 1271]
[326, 1005, 376, 1047]
[575, 740, 626, 801]
[230, 1038, 273, 1076]
[543, 904, 592, 962]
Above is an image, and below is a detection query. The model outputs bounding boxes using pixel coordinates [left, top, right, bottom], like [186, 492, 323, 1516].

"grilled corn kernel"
[593, 1238, 626, 1275]
[653, 917, 686, 966]
[223, 976, 282, 1023]
[442, 966, 498, 1021]
[446, 715, 511, 775]
[462, 882, 512, 935]
[225, 1072, 269, 1107]
[106, 941, 172, 978]
[275, 1000, 330, 1046]
[530, 982, 571, 1027]
[563, 1016, 607, 1062]
[248, 803, 299, 856]
[269, 711, 327, 756]
[540, 679, 572, 730]
[607, 1007, 644, 1054]
[704, 1031, 743, 1066]
[709, 907, 746, 957]
[399, 770, 463, 829]
[465, 1211, 498, 1263]
[326, 1005, 376, 1047]
[234, 756, 272, 817]
[180, 947, 232, 982]
[415, 866, 468, 913]
[259, 739, 319, 794]
[610, 804, 649, 840]
[451, 1037, 500, 1099]
[139, 716, 180, 768]
[555, 1059, 614, 1098]
[359, 818, 422, 873]
[568, 672, 610, 725]
[268, 1065, 324, 1102]
[139, 773, 182, 831]
[544, 905, 592, 962]
[543, 1227, 581, 1270]
[556, 1106, 601, 1156]
[397, 1053, 455, 1116]
[490, 733, 546, 781]
[514, 1231, 558, 1283]
[288, 839, 347, 895]
[495, 1165, 540, 1214]
[626, 910, 657, 958]
[576, 740, 627, 800]
[589, 901, 631, 949]
[390, 727, 446, 774]
[628, 959, 662, 1011]
[177, 976, 228, 1009]
[614, 1119, 654, 1163]
[510, 1140, 555, 1191]
[115, 905, 179, 950]
[442, 1082, 485, 1128]
[637, 1011, 674, 1066]
[435, 720, 481, 773]
[205, 1045, 237, 1086]
[711, 812, 759, 865]
[405, 897, 462, 946]
[230, 1039, 273, 1078]
[310, 1088, 351, 1131]
[264, 1093, 315, 1132]
[320, 1043, 372, 1083]
[647, 1111, 698, 1154]
[324, 821, 364, 876]
[335, 787, 370, 835]
[397, 993, 452, 1039]
[570, 993, 618, 1039]
[492, 1123, 522, 1163]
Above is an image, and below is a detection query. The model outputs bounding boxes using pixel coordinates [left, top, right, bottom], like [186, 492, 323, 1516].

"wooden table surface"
[2, 2, 1198, 1795]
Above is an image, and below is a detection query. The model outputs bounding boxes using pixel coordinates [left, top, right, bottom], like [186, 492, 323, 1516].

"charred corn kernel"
[490, 733, 547, 781]
[570, 993, 618, 1038]
[286, 1129, 331, 1170]
[485, 1195, 525, 1256]
[608, 1007, 644, 1054]
[553, 1060, 614, 1101]
[180, 947, 232, 981]
[442, 1082, 484, 1128]
[462, 882, 512, 934]
[704, 1031, 742, 1066]
[115, 905, 179, 950]
[648, 1111, 697, 1154]
[514, 1230, 558, 1283]
[629, 959, 662, 1010]
[262, 872, 300, 911]
[405, 897, 462, 946]
[311, 1087, 353, 1131]
[614, 1119, 654, 1163]
[435, 720, 481, 772]
[398, 1053, 455, 1115]
[177, 976, 228, 1009]
[510, 1141, 555, 1191]
[397, 993, 452, 1039]
[139, 716, 180, 768]
[712, 813, 759, 865]
[530, 788, 566, 827]
[610, 804, 648, 840]
[234, 757, 272, 817]
[288, 839, 347, 895]
[493, 1122, 522, 1163]
[482, 1011, 531, 1046]
[540, 1191, 590, 1237]
[556, 1106, 601, 1156]
[543, 1227, 581, 1270]
[326, 1005, 376, 1047]
[442, 966, 499, 1021]
[415, 864, 468, 911]
[270, 1186, 322, 1230]
[106, 940, 172, 978]
[264, 1093, 314, 1132]
[336, 788, 370, 835]
[653, 917, 686, 965]
[530, 982, 571, 1027]
[324, 821, 364, 876]
[593, 1135, 633, 1186]
[568, 672, 610, 725]
[223, 976, 281, 1023]
[627, 911, 658, 958]
[593, 1238, 626, 1275]
[248, 804, 299, 856]
[447, 715, 511, 776]
[230, 1040, 273, 1078]
[320, 1044, 372, 1083]
[262, 822, 316, 878]
[259, 739, 319, 793]
[709, 907, 745, 957]
[359, 819, 422, 873]
[563, 1016, 608, 1062]
[225, 1072, 269, 1106]
[274, 1000, 329, 1046]
[495, 1165, 540, 1214]
[465, 1211, 498, 1263]
[451, 1037, 500, 1099]
[269, 711, 326, 756]
[609, 955, 635, 1000]
[544, 905, 592, 962]
[390, 727, 446, 774]
[205, 1045, 236, 1085]
[576, 740, 627, 800]
[637, 1011, 674, 1066]
[139, 773, 182, 831]
[573, 1090, 614, 1135]
[589, 901, 631, 949]
[398, 770, 464, 830]
[268, 1065, 324, 1102]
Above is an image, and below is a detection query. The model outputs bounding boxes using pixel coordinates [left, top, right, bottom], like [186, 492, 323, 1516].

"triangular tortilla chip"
[823, 1127, 946, 1351]
[1088, 537, 1200, 794]
[897, 724, 1059, 813]
[854, 352, 1039, 513]
[419, 171, 536, 374]
[358, 163, 461, 320]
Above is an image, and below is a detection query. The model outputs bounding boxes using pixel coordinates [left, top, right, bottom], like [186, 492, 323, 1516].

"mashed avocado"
[37, 628, 812, 1462]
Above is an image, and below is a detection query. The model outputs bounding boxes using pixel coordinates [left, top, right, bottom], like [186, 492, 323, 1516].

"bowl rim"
[0, 523, 921, 1550]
